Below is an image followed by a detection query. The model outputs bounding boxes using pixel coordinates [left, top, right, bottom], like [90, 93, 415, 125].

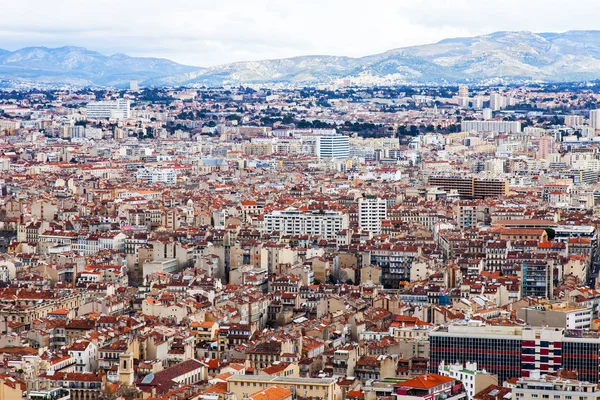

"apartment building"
[263, 208, 348, 239]
[135, 167, 177, 185]
[438, 361, 498, 400]
[358, 196, 387, 234]
[461, 120, 521, 133]
[428, 177, 509, 199]
[513, 373, 600, 400]
[86, 99, 131, 119]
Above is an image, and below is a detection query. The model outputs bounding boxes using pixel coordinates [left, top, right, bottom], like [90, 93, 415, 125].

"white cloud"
[1, 0, 599, 66]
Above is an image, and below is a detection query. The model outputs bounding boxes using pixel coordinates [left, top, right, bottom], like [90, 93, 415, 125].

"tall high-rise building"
[537, 136, 555, 160]
[482, 108, 493, 120]
[521, 262, 554, 298]
[472, 96, 484, 109]
[565, 115, 584, 127]
[490, 93, 504, 111]
[589, 109, 600, 130]
[316, 133, 350, 159]
[457, 96, 470, 107]
[358, 196, 387, 234]
[129, 80, 139, 91]
[456, 85, 470, 108]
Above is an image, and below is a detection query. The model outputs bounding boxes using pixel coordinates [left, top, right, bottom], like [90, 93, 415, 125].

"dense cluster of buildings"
[0, 84, 597, 400]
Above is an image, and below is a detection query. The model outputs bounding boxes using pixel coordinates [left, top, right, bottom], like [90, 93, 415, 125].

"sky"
[2, 0, 600, 67]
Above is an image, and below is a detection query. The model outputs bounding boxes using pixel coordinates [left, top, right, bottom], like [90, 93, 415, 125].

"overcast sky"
[2, 0, 599, 66]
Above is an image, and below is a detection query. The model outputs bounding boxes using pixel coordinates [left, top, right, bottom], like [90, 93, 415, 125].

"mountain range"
[3, 30, 600, 87]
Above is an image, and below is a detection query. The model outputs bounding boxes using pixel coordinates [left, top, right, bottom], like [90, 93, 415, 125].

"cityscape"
[3, 2, 600, 400]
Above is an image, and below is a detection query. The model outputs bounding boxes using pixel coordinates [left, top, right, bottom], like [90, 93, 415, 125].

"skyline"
[3, 0, 600, 67]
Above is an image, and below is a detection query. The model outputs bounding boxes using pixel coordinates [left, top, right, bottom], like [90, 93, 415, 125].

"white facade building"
[135, 167, 177, 185]
[490, 93, 505, 111]
[316, 133, 350, 159]
[68, 341, 98, 372]
[0, 261, 16, 282]
[589, 109, 600, 130]
[263, 208, 349, 239]
[482, 108, 493, 120]
[513, 373, 600, 400]
[358, 197, 387, 234]
[438, 361, 497, 400]
[461, 120, 521, 133]
[87, 99, 131, 119]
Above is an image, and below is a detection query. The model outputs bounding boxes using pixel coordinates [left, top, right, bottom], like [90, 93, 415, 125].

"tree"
[544, 228, 556, 241]
[98, 385, 141, 400]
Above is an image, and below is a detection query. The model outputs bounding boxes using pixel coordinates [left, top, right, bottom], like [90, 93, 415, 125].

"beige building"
[306, 257, 330, 283]
[226, 375, 341, 400]
[0, 292, 85, 332]
[0, 378, 23, 400]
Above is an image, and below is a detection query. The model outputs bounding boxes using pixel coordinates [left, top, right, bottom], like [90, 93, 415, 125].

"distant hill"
[0, 46, 199, 86]
[4, 31, 600, 87]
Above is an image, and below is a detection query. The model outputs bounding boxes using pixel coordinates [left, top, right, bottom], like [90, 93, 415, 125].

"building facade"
[86, 99, 131, 119]
[263, 208, 349, 239]
[358, 197, 387, 234]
